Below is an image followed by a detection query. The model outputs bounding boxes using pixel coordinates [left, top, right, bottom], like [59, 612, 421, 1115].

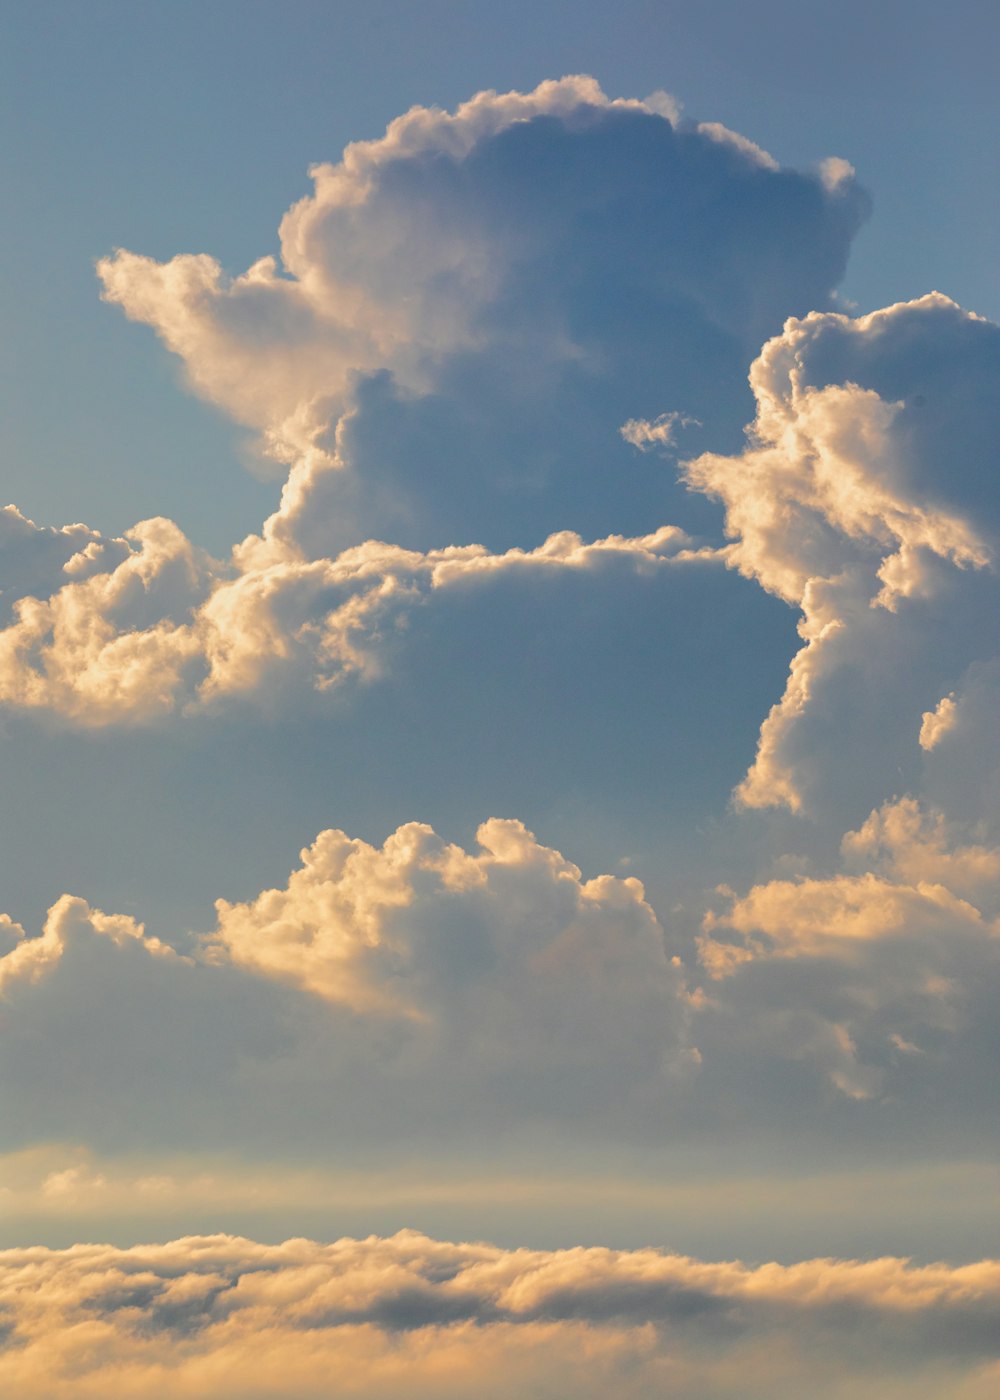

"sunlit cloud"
[0, 1230, 995, 1400]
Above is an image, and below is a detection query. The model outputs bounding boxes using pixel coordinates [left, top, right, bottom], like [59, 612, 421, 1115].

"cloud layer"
[0, 508, 712, 723]
[2, 799, 997, 1160]
[0, 1230, 996, 1400]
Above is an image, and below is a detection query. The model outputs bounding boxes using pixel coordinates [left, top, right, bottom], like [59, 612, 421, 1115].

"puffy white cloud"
[920, 692, 959, 750]
[3, 797, 997, 1149]
[0, 515, 212, 723]
[0, 78, 874, 727]
[97, 76, 865, 493]
[209, 817, 686, 1090]
[0, 818, 691, 1150]
[0, 1230, 995, 1400]
[0, 511, 708, 724]
[681, 294, 1000, 815]
[0, 893, 179, 995]
[842, 796, 1000, 903]
[97, 77, 678, 475]
[6, 76, 998, 1203]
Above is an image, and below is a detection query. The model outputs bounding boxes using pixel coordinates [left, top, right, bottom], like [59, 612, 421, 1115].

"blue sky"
[0, 6, 998, 1398]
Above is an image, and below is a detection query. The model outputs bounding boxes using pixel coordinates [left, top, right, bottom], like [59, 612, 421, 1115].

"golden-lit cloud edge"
[0, 1229, 997, 1399]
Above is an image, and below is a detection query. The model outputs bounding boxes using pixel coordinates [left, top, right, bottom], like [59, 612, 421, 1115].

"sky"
[0, 3, 998, 1397]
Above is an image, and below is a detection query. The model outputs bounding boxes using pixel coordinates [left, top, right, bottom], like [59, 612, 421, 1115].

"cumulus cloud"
[0, 514, 214, 723]
[842, 796, 1000, 901]
[0, 78, 875, 726]
[698, 797, 1000, 1098]
[0, 1230, 995, 1400]
[98, 77, 682, 472]
[0, 507, 709, 723]
[681, 294, 1000, 815]
[97, 75, 867, 555]
[0, 819, 692, 1151]
[209, 817, 687, 1092]
[2, 799, 996, 1150]
[5, 74, 998, 1196]
[0, 893, 179, 996]
[920, 692, 959, 750]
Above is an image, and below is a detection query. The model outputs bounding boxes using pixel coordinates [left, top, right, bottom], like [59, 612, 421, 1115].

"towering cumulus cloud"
[97, 75, 867, 551]
[685, 295, 1000, 819]
[0, 80, 868, 725]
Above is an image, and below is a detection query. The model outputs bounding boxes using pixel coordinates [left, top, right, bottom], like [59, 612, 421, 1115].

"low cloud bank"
[0, 1231, 996, 1399]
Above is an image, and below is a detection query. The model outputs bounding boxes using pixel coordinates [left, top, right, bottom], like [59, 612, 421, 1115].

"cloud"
[0, 78, 872, 727]
[620, 411, 701, 451]
[97, 77, 685, 473]
[0, 515, 213, 723]
[0, 893, 178, 995]
[681, 294, 1000, 816]
[208, 817, 687, 1094]
[98, 76, 867, 555]
[0, 508, 711, 723]
[0, 818, 692, 1152]
[2, 798, 997, 1153]
[920, 692, 959, 750]
[0, 1230, 995, 1400]
[4, 73, 997, 1190]
[0, 505, 131, 624]
[697, 798, 1000, 1098]
[842, 796, 1000, 900]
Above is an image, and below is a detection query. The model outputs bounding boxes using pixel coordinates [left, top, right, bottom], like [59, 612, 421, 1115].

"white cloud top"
[210, 817, 684, 1084]
[0, 894, 177, 995]
[97, 76, 862, 483]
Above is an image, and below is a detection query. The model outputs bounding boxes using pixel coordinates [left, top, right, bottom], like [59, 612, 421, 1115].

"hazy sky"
[0, 5, 998, 1397]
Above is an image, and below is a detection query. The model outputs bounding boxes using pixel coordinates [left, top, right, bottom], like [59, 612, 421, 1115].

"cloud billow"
[0, 78, 871, 729]
[0, 1231, 996, 1399]
[684, 294, 1000, 821]
[98, 75, 868, 553]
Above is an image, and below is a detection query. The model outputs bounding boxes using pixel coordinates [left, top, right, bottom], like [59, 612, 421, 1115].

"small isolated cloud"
[920, 693, 959, 750]
[0, 1231, 996, 1400]
[818, 156, 856, 192]
[620, 411, 701, 451]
